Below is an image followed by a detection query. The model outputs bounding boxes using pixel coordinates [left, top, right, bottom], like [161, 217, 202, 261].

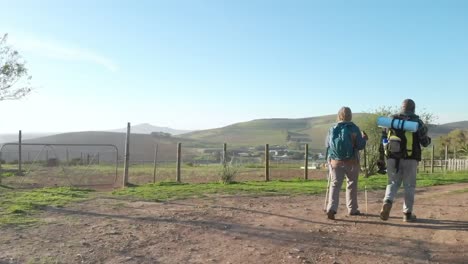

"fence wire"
[0, 143, 119, 189]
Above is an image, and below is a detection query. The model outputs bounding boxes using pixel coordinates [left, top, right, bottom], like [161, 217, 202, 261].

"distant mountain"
[109, 123, 192, 135]
[21, 131, 205, 162]
[429, 121, 468, 139]
[0, 133, 56, 143]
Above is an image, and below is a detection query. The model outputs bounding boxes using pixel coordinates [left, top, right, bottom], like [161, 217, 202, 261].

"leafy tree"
[1, 33, 32, 100]
[438, 129, 468, 158]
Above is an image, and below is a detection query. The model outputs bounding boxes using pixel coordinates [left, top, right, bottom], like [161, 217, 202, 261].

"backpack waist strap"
[330, 159, 359, 166]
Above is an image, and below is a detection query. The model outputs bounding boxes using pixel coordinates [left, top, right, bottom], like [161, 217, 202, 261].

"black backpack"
[384, 115, 416, 170]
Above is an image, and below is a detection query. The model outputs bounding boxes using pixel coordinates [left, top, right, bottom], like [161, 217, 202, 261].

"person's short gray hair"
[401, 99, 416, 113]
[337, 107, 352, 122]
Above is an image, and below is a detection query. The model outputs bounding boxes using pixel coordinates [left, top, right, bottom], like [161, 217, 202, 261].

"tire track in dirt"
[1, 183, 467, 263]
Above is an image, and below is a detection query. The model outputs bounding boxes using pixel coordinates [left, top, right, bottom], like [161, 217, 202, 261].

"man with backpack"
[379, 99, 432, 222]
[325, 107, 368, 220]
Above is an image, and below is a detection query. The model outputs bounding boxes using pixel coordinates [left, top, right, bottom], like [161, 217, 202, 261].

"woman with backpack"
[325, 107, 368, 220]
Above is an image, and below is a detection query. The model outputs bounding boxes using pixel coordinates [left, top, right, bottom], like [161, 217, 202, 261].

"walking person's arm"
[353, 126, 368, 151]
[417, 120, 431, 147]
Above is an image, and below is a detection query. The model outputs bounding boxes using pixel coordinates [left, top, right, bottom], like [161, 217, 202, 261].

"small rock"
[81, 241, 91, 247]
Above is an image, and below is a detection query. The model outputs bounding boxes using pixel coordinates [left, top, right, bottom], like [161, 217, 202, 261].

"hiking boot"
[348, 210, 362, 216]
[403, 212, 417, 222]
[327, 210, 336, 220]
[380, 201, 392, 221]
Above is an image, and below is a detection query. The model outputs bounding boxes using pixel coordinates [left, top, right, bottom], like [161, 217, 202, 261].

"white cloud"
[9, 33, 118, 72]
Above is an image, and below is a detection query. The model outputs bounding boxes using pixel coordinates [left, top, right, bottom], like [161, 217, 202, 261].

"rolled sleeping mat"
[377, 116, 419, 132]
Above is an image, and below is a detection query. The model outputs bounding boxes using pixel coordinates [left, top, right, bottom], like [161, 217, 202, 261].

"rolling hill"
[3, 116, 465, 162]
[180, 114, 364, 150]
[17, 131, 208, 162]
[429, 121, 468, 138]
[180, 114, 468, 151]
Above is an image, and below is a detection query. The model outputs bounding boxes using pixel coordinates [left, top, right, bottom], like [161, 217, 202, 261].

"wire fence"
[1, 130, 466, 190]
[0, 143, 119, 189]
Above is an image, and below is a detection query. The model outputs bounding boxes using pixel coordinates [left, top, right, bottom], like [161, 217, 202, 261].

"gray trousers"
[383, 159, 418, 213]
[326, 161, 359, 214]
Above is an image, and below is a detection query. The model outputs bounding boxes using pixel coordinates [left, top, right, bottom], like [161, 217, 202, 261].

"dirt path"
[1, 183, 467, 264]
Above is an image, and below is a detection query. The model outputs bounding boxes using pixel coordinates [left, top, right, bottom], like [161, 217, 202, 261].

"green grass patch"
[361, 171, 468, 190]
[0, 187, 93, 226]
[448, 188, 468, 194]
[113, 179, 329, 201]
[114, 172, 468, 201]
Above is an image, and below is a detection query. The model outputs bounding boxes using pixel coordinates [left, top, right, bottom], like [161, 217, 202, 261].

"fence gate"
[0, 143, 119, 189]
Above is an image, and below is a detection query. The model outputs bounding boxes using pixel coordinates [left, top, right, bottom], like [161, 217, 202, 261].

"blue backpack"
[328, 123, 355, 160]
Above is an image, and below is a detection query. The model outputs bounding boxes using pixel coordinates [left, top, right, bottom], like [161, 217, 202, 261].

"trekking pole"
[323, 162, 331, 212]
[365, 185, 368, 215]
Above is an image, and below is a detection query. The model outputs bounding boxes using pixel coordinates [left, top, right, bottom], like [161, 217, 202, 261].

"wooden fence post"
[265, 144, 269, 182]
[431, 145, 435, 173]
[445, 145, 448, 171]
[304, 144, 309, 180]
[18, 130, 22, 175]
[176, 143, 181, 183]
[223, 143, 227, 167]
[153, 144, 158, 183]
[123, 122, 131, 187]
[363, 147, 368, 177]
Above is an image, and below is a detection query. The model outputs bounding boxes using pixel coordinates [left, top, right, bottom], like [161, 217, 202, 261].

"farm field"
[0, 162, 326, 188]
[1, 173, 467, 263]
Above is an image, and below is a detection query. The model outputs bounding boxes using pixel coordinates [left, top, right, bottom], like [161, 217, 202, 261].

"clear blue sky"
[1, 0, 467, 133]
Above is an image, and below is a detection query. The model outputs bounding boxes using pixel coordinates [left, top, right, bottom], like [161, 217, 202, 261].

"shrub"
[218, 164, 239, 184]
